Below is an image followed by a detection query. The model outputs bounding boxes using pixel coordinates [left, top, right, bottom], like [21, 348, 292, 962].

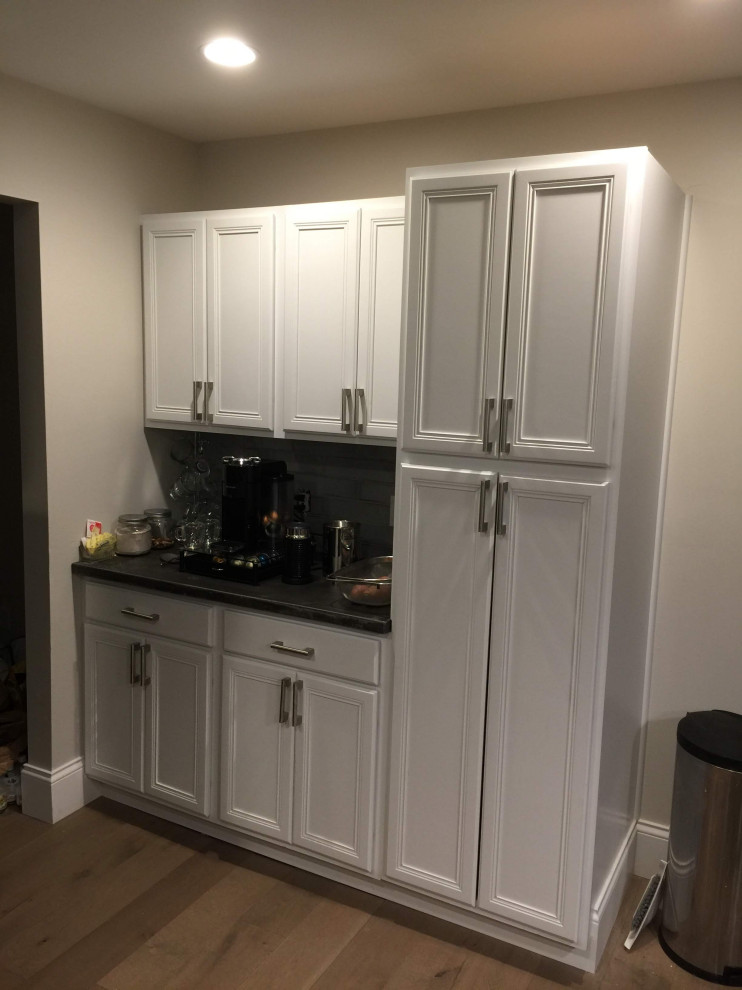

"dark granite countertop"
[71, 553, 391, 634]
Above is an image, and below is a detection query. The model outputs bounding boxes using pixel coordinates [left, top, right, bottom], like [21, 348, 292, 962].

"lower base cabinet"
[220, 654, 378, 872]
[84, 622, 212, 816]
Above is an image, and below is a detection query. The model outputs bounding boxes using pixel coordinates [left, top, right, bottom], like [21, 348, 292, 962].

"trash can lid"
[677, 710, 742, 772]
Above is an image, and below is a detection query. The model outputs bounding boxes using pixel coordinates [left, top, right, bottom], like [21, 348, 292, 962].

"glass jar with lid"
[115, 514, 152, 555]
[144, 507, 174, 549]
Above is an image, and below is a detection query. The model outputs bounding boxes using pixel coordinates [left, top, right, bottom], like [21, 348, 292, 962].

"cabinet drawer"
[85, 582, 215, 647]
[223, 610, 380, 685]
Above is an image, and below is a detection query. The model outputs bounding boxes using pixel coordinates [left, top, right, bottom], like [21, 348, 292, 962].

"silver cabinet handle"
[482, 397, 496, 453]
[354, 388, 366, 434]
[121, 607, 160, 622]
[495, 480, 509, 537]
[270, 640, 315, 658]
[341, 388, 353, 433]
[292, 680, 304, 727]
[129, 642, 142, 685]
[478, 479, 491, 534]
[205, 380, 214, 424]
[193, 380, 203, 422]
[142, 642, 152, 687]
[499, 397, 513, 454]
[279, 676, 292, 724]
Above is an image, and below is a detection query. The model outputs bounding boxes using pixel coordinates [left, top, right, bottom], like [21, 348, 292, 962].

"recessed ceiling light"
[202, 38, 257, 68]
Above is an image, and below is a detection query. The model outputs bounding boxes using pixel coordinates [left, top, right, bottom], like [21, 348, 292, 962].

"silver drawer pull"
[482, 396, 496, 452]
[120, 607, 160, 622]
[477, 479, 491, 534]
[499, 397, 513, 454]
[270, 640, 315, 658]
[129, 642, 142, 685]
[293, 680, 303, 727]
[279, 677, 292, 724]
[495, 480, 509, 537]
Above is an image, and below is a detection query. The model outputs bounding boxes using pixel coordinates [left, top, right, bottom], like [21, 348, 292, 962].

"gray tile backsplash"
[155, 431, 396, 559]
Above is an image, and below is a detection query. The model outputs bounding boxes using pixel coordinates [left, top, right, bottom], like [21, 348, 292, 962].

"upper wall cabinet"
[401, 173, 513, 458]
[142, 210, 276, 432]
[142, 216, 207, 427]
[402, 162, 628, 466]
[283, 199, 405, 440]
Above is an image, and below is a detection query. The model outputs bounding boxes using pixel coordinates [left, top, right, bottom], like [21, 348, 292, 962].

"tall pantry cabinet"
[387, 148, 688, 965]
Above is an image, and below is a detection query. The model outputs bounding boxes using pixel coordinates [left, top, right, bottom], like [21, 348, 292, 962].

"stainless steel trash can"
[659, 710, 742, 985]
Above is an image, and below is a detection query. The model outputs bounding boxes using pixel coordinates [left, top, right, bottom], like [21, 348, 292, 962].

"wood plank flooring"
[0, 798, 708, 988]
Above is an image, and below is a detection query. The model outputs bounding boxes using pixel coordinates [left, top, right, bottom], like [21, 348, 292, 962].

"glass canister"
[144, 507, 175, 549]
[115, 514, 152, 555]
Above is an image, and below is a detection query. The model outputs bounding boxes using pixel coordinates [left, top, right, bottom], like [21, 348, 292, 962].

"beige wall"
[201, 78, 742, 827]
[0, 73, 200, 770]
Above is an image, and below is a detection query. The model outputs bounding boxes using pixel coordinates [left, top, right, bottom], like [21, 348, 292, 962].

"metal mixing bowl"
[326, 555, 392, 607]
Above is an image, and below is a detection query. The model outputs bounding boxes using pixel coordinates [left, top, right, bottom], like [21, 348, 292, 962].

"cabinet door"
[355, 204, 405, 438]
[283, 204, 359, 435]
[293, 674, 378, 872]
[401, 172, 512, 456]
[477, 475, 608, 945]
[142, 216, 207, 425]
[84, 623, 143, 792]
[386, 465, 496, 903]
[206, 213, 275, 430]
[143, 636, 211, 816]
[220, 655, 294, 842]
[501, 164, 628, 465]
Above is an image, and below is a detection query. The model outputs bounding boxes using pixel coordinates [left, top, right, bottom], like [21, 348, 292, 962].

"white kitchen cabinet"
[402, 161, 628, 466]
[386, 463, 495, 904]
[220, 654, 294, 842]
[206, 212, 275, 430]
[389, 148, 689, 966]
[83, 585, 215, 818]
[85, 623, 143, 793]
[85, 624, 212, 816]
[356, 205, 406, 438]
[220, 649, 378, 873]
[501, 164, 627, 466]
[142, 209, 275, 431]
[293, 673, 377, 869]
[477, 475, 608, 942]
[401, 173, 512, 457]
[142, 216, 207, 426]
[283, 199, 404, 438]
[144, 636, 211, 815]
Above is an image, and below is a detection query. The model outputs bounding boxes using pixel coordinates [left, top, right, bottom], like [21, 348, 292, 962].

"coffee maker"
[221, 456, 293, 552]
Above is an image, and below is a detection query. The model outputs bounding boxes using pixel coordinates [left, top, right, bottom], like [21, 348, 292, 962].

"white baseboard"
[633, 819, 669, 878]
[21, 757, 90, 823]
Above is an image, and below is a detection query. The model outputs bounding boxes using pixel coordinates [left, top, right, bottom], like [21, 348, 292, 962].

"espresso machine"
[221, 456, 293, 550]
[180, 456, 293, 582]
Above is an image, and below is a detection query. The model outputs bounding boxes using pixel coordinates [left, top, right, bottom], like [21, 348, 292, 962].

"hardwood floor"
[0, 799, 708, 988]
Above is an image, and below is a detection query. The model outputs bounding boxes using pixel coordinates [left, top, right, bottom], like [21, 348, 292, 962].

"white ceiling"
[2, 0, 741, 143]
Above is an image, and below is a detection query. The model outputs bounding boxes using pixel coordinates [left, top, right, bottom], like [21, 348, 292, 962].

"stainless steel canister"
[322, 520, 359, 575]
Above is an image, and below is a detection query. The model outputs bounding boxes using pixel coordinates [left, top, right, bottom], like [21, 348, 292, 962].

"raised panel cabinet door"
[501, 163, 628, 465]
[143, 636, 211, 816]
[142, 216, 207, 425]
[477, 475, 609, 946]
[355, 203, 405, 438]
[283, 204, 360, 435]
[386, 464, 496, 904]
[84, 623, 143, 792]
[401, 172, 512, 456]
[220, 655, 294, 842]
[293, 674, 378, 872]
[206, 213, 275, 430]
